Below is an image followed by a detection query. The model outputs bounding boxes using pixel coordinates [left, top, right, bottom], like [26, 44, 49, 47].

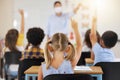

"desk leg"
[25, 74, 28, 80]
[32, 76, 36, 80]
[97, 74, 102, 80]
[25, 74, 37, 80]
[91, 74, 102, 80]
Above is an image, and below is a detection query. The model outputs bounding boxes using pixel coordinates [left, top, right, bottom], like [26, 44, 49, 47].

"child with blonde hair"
[38, 19, 82, 80]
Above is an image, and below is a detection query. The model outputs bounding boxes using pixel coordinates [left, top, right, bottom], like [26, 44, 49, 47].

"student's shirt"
[92, 43, 115, 65]
[42, 60, 73, 78]
[45, 12, 74, 37]
[16, 33, 24, 46]
[22, 47, 44, 59]
[2, 33, 24, 57]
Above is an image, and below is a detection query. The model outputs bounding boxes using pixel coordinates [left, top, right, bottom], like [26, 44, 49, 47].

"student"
[90, 16, 118, 65]
[3, 9, 24, 53]
[84, 29, 100, 60]
[3, 9, 24, 78]
[45, 1, 82, 40]
[21, 27, 45, 59]
[38, 19, 82, 80]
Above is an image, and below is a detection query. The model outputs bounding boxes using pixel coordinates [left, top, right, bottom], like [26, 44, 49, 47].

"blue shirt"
[45, 12, 74, 37]
[41, 60, 73, 78]
[92, 43, 115, 65]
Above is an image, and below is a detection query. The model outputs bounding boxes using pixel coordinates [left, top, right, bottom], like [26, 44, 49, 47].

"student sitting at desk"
[38, 19, 82, 80]
[83, 29, 100, 60]
[2, 9, 24, 78]
[90, 16, 118, 65]
[21, 27, 45, 59]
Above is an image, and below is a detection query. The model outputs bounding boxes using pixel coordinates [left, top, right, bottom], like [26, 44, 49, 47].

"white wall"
[0, 0, 14, 38]
[97, 0, 120, 39]
[14, 0, 57, 33]
[0, 0, 120, 57]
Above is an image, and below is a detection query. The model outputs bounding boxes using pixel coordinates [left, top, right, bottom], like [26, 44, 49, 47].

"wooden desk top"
[24, 66, 39, 74]
[24, 66, 103, 74]
[85, 58, 94, 64]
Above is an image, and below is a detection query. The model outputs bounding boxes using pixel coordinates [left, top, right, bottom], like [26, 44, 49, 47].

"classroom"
[0, 0, 120, 80]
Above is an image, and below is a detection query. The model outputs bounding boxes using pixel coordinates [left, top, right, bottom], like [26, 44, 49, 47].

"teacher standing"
[45, 1, 81, 40]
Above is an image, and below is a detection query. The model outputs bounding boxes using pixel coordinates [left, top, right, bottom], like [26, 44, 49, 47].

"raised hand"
[71, 19, 78, 30]
[19, 9, 24, 34]
[19, 9, 24, 16]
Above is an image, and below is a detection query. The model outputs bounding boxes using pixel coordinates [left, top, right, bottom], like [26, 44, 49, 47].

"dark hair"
[54, 1, 62, 7]
[84, 29, 101, 48]
[5, 29, 19, 52]
[27, 27, 45, 46]
[101, 31, 118, 48]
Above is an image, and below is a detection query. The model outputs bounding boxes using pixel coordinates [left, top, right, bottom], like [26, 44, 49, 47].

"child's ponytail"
[66, 42, 75, 61]
[44, 41, 52, 69]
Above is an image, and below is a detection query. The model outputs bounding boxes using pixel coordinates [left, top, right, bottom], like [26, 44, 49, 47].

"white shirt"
[92, 43, 115, 65]
[45, 12, 74, 37]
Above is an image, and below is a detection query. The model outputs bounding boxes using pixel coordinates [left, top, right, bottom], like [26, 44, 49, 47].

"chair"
[95, 62, 120, 80]
[4, 51, 22, 80]
[18, 58, 44, 80]
[0, 57, 3, 78]
[77, 52, 91, 65]
[44, 74, 93, 80]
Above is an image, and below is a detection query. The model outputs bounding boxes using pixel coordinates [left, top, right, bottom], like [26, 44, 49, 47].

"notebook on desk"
[74, 66, 92, 71]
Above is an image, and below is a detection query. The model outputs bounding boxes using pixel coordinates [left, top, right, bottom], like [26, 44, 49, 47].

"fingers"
[71, 19, 78, 30]
[19, 9, 24, 15]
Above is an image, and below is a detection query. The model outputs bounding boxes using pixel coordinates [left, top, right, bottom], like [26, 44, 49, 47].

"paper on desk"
[74, 66, 92, 71]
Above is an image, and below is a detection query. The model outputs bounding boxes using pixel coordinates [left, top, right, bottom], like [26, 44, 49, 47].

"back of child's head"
[27, 27, 45, 46]
[101, 31, 118, 48]
[84, 29, 100, 49]
[45, 33, 75, 69]
[5, 29, 19, 52]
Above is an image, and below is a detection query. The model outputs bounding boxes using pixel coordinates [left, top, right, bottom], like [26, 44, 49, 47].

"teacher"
[45, 1, 81, 40]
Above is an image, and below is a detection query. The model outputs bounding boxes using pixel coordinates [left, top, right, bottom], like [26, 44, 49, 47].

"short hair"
[84, 29, 100, 49]
[101, 31, 118, 48]
[27, 27, 45, 46]
[54, 1, 62, 7]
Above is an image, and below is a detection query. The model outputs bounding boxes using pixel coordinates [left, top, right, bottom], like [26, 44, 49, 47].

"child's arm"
[38, 66, 43, 80]
[71, 19, 82, 67]
[16, 9, 24, 47]
[90, 16, 97, 47]
[74, 3, 82, 14]
[19, 9, 24, 34]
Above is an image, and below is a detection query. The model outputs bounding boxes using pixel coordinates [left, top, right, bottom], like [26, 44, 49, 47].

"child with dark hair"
[2, 9, 24, 77]
[83, 29, 101, 60]
[84, 29, 100, 49]
[3, 9, 24, 53]
[90, 16, 118, 64]
[21, 27, 45, 59]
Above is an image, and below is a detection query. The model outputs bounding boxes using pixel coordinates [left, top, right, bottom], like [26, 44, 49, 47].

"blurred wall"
[0, 0, 14, 38]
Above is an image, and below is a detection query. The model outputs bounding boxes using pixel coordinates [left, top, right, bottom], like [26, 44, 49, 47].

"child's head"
[101, 31, 118, 48]
[84, 29, 100, 49]
[45, 33, 75, 69]
[5, 29, 19, 52]
[27, 27, 45, 47]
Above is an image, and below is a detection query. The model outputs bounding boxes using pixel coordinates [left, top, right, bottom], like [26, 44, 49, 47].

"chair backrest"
[95, 62, 120, 80]
[4, 51, 22, 65]
[77, 52, 91, 65]
[18, 58, 44, 80]
[4, 52, 22, 79]
[44, 74, 93, 80]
